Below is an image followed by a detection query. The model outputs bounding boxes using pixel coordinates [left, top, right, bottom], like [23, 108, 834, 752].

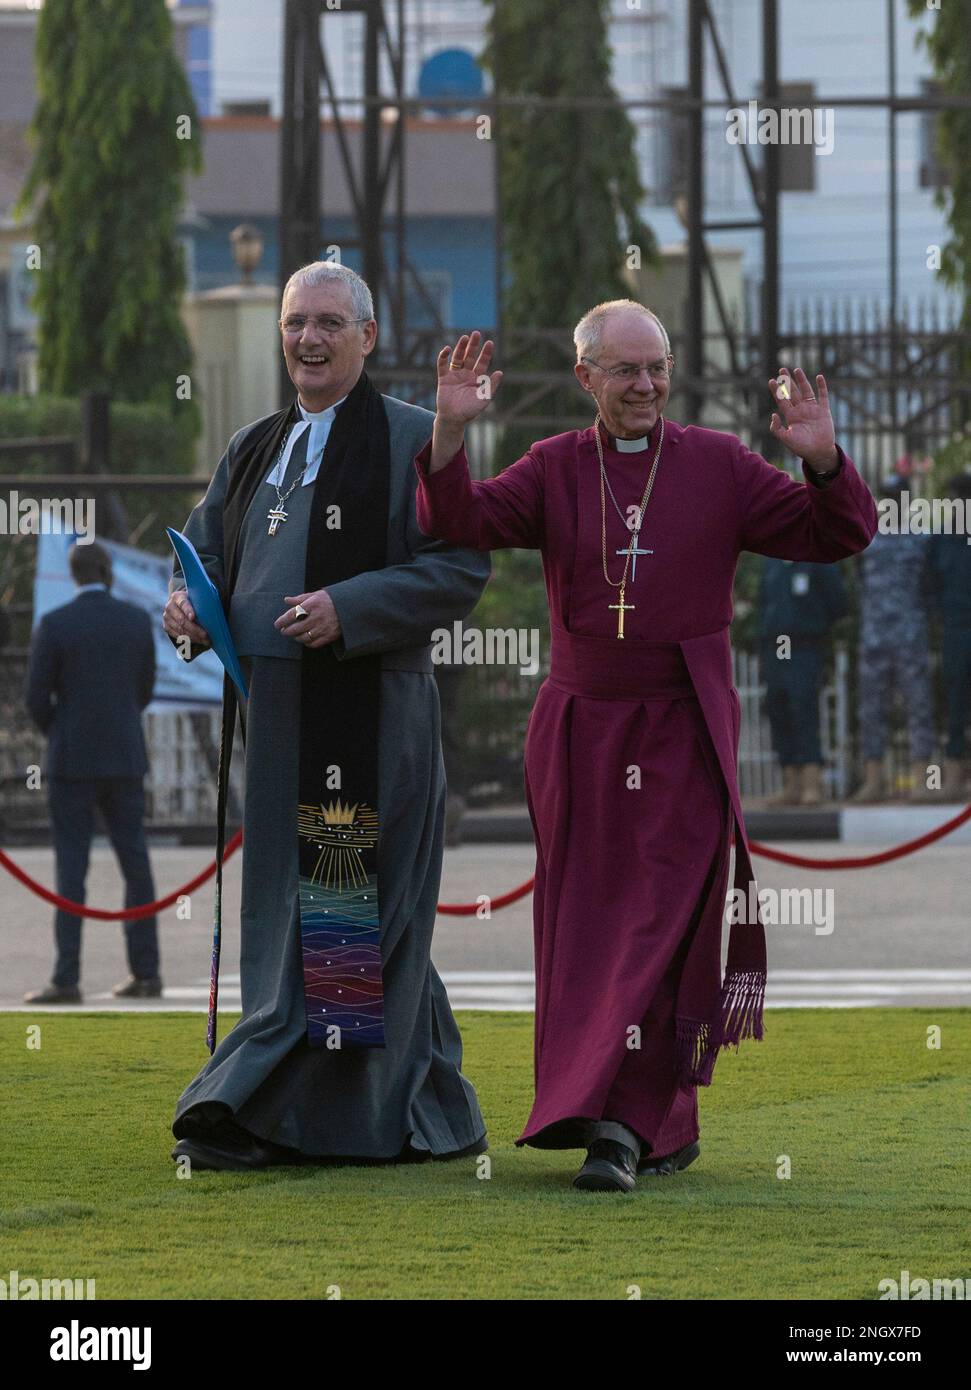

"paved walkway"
[3, 837, 969, 1011]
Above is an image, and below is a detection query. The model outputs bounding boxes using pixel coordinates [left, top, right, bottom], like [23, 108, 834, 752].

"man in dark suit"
[24, 540, 162, 1002]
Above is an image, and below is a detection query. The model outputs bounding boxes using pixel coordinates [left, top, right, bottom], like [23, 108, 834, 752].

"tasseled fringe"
[719, 967, 766, 1047]
[676, 969, 766, 1087]
[676, 1018, 719, 1087]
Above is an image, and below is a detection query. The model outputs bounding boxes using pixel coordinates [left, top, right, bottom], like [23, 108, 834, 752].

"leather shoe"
[572, 1138, 638, 1193]
[638, 1140, 701, 1176]
[24, 984, 81, 1004]
[171, 1122, 302, 1171]
[112, 976, 163, 998]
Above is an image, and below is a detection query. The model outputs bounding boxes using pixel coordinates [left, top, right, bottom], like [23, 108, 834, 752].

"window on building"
[919, 79, 949, 190]
[653, 86, 689, 205]
[222, 100, 272, 118]
[755, 81, 817, 194]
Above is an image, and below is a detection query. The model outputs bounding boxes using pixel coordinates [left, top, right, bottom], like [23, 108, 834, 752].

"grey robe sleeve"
[166, 439, 232, 662]
[327, 478, 491, 662]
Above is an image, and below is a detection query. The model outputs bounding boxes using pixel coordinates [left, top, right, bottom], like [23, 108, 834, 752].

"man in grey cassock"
[161, 262, 490, 1170]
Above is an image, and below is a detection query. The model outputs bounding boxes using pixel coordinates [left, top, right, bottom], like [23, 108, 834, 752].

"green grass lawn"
[1, 1010, 967, 1300]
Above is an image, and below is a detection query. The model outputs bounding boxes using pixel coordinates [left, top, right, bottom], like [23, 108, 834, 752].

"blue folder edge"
[165, 527, 249, 702]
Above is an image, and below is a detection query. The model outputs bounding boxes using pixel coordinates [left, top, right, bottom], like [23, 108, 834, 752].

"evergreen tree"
[16, 0, 202, 421]
[481, 0, 659, 455]
[907, 0, 971, 398]
[477, 0, 660, 634]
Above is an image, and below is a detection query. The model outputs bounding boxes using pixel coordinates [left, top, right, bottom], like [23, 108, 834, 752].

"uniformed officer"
[929, 471, 971, 800]
[759, 556, 848, 805]
[852, 477, 936, 803]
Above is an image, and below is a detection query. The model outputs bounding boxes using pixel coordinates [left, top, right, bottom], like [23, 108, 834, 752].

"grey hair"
[280, 261, 374, 321]
[574, 299, 671, 361]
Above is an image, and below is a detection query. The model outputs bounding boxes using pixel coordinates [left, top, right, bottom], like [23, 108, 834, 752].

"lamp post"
[230, 223, 264, 285]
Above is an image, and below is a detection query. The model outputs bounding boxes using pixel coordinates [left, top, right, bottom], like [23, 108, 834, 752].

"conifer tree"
[16, 0, 202, 418]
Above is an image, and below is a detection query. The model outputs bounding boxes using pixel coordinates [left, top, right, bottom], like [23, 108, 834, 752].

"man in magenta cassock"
[414, 300, 878, 1193]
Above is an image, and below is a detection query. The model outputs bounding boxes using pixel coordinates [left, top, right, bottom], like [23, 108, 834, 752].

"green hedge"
[0, 392, 197, 483]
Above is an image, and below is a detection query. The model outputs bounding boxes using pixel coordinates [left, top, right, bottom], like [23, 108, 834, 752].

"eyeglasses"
[581, 355, 672, 382]
[279, 314, 371, 335]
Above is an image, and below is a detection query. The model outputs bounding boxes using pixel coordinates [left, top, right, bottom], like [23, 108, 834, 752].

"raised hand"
[436, 331, 503, 427]
[768, 367, 838, 470]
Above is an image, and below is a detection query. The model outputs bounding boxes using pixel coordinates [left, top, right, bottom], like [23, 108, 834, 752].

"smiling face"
[280, 280, 377, 411]
[573, 310, 673, 440]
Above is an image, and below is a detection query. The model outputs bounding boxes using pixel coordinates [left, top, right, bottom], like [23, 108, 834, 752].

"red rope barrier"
[748, 801, 971, 869]
[436, 878, 535, 915]
[2, 802, 969, 919]
[0, 831, 243, 920]
[435, 803, 971, 906]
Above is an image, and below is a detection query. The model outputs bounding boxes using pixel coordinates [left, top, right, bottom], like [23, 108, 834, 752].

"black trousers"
[761, 639, 825, 767]
[941, 625, 971, 759]
[47, 777, 159, 988]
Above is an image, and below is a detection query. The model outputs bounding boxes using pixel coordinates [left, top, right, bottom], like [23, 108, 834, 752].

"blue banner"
[32, 531, 224, 710]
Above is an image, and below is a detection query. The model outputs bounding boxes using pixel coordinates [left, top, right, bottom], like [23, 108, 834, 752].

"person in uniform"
[929, 470, 971, 799]
[758, 554, 848, 805]
[852, 477, 936, 803]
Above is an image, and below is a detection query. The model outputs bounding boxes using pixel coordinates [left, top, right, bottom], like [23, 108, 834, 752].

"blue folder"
[166, 527, 249, 701]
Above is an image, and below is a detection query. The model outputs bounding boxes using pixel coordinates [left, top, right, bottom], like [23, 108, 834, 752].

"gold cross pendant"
[609, 585, 634, 639]
[267, 507, 287, 535]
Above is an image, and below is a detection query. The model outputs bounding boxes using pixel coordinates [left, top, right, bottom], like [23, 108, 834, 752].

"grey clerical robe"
[168, 391, 491, 1158]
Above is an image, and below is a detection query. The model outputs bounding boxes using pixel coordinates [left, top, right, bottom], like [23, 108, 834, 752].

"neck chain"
[602, 463, 635, 530]
[595, 413, 664, 638]
[266, 418, 313, 536]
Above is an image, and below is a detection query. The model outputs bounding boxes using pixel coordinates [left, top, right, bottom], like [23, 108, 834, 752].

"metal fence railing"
[1, 641, 956, 835]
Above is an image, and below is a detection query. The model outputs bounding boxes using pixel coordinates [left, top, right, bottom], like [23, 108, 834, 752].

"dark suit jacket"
[25, 589, 156, 779]
[758, 557, 849, 642]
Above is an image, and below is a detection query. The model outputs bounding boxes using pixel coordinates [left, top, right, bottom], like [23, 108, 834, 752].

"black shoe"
[112, 975, 163, 998]
[638, 1140, 701, 1176]
[24, 984, 81, 1004]
[572, 1138, 638, 1193]
[170, 1122, 300, 1172]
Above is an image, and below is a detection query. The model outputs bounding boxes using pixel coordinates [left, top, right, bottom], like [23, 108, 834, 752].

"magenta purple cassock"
[414, 416, 877, 1151]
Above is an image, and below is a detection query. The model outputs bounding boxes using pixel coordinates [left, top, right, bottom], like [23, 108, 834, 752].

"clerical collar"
[298, 393, 347, 422]
[598, 417, 663, 453]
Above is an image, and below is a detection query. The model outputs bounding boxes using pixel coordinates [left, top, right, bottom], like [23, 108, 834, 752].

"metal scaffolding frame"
[280, 0, 429, 404]
[278, 0, 971, 448]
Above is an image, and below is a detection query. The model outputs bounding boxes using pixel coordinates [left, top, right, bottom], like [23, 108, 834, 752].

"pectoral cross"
[267, 506, 288, 536]
[616, 536, 653, 582]
[609, 585, 635, 640]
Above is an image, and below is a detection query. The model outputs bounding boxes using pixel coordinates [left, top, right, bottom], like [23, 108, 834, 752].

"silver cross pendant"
[267, 507, 288, 536]
[616, 536, 653, 582]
